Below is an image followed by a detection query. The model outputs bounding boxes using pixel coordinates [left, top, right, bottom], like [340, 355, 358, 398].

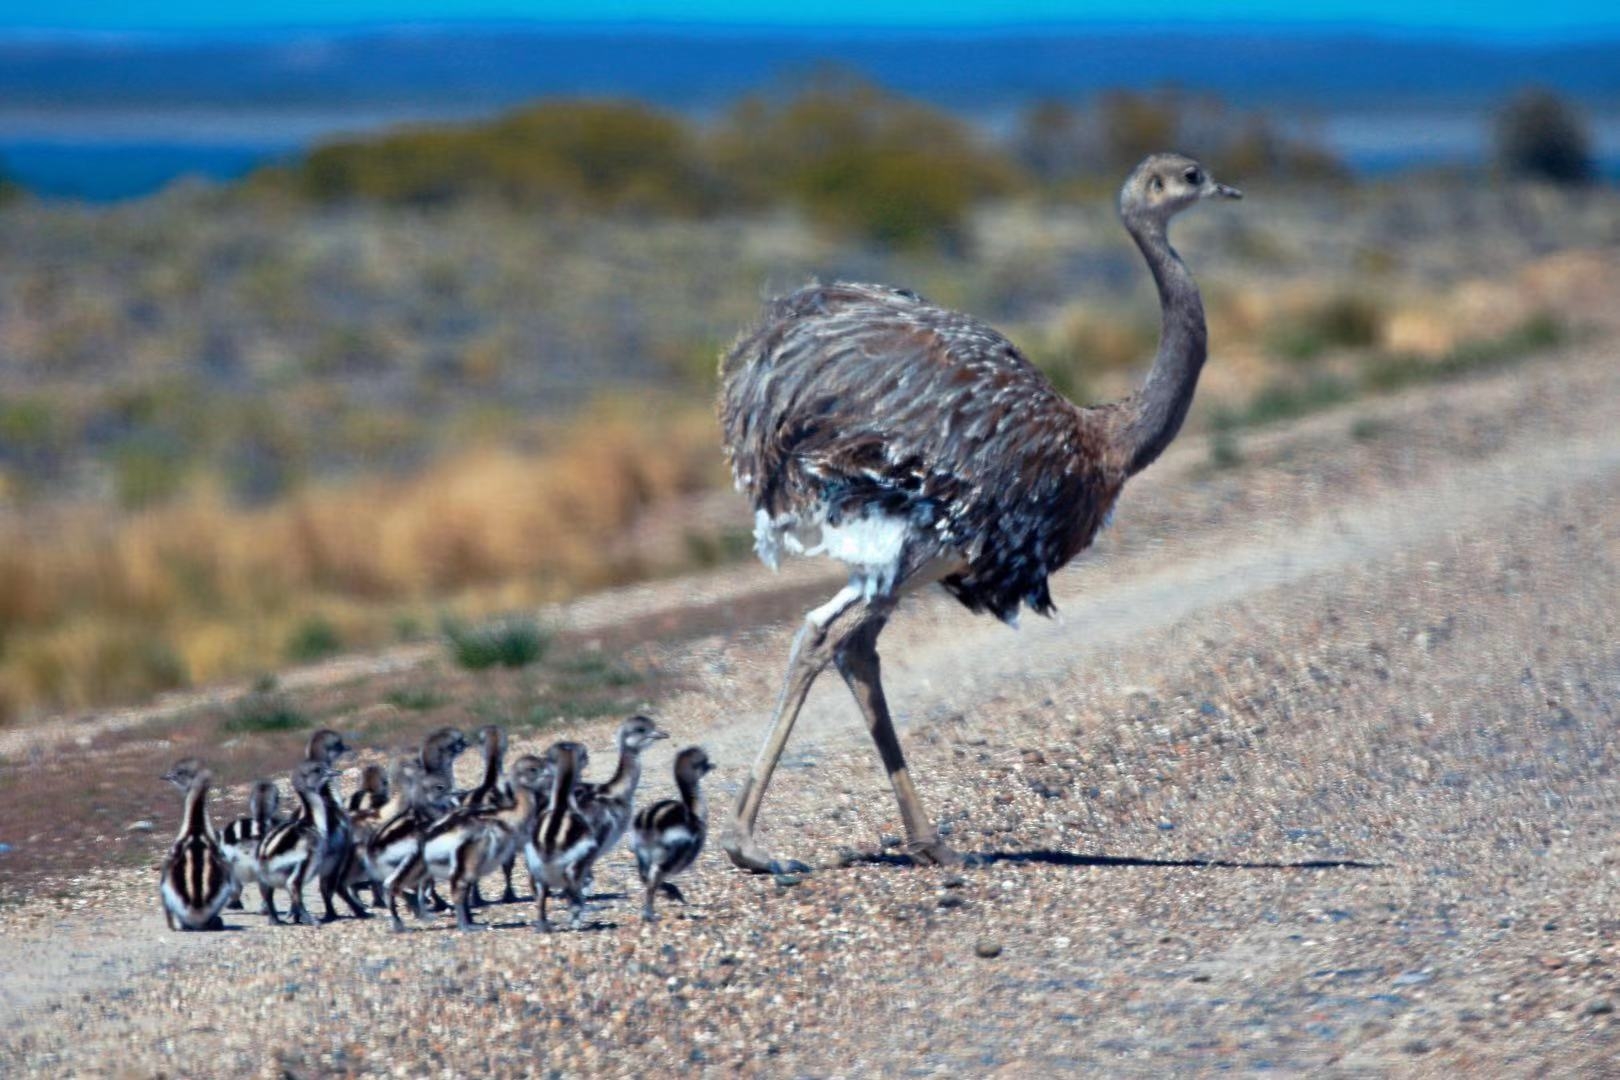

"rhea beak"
[651, 729, 671, 741]
[1214, 182, 1243, 200]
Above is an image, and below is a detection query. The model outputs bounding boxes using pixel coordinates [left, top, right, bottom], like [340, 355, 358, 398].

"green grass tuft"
[284, 615, 342, 663]
[444, 615, 550, 671]
[224, 690, 308, 734]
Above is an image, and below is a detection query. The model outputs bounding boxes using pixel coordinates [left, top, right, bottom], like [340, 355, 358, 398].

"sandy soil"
[2, 324, 1619, 1076]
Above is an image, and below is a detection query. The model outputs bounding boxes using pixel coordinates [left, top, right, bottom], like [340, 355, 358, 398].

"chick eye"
[1150, 175, 1164, 193]
[1184, 167, 1203, 185]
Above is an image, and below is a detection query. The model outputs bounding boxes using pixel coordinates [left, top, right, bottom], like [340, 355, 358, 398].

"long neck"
[603, 744, 641, 800]
[298, 786, 329, 834]
[1114, 212, 1208, 476]
[251, 793, 276, 831]
[547, 761, 578, 817]
[677, 774, 705, 821]
[474, 744, 504, 800]
[181, 778, 211, 839]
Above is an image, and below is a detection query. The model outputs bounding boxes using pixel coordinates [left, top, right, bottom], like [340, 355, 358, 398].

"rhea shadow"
[841, 849, 1385, 872]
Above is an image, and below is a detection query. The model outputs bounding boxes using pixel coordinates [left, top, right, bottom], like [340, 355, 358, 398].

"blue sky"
[4, 1, 1616, 38]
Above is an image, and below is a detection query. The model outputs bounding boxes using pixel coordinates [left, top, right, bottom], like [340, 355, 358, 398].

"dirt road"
[3, 331, 1619, 1075]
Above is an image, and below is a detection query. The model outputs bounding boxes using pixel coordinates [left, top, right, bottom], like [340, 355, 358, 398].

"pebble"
[1585, 998, 1614, 1016]
[773, 873, 804, 888]
[126, 821, 156, 834]
[975, 940, 1003, 959]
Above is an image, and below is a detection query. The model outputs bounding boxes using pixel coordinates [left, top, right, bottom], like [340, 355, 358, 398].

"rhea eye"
[1185, 167, 1202, 185]
[1150, 175, 1164, 193]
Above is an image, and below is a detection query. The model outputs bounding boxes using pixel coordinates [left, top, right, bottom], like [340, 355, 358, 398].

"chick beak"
[1215, 182, 1243, 200]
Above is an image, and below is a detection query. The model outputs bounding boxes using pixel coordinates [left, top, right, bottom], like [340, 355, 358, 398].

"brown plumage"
[716, 153, 1241, 874]
[722, 281, 1126, 620]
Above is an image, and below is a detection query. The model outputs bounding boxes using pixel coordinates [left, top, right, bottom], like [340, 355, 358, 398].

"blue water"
[0, 142, 279, 201]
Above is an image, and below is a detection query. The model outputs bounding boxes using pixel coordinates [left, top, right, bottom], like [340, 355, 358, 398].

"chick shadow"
[842, 849, 1385, 872]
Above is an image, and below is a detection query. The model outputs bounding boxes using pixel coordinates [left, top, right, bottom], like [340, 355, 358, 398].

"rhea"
[220, 779, 281, 911]
[158, 759, 233, 931]
[575, 715, 669, 864]
[631, 746, 713, 921]
[717, 153, 1240, 871]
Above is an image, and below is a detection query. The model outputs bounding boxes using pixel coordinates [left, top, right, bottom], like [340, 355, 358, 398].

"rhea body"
[158, 760, 233, 930]
[575, 715, 669, 861]
[361, 767, 456, 911]
[526, 742, 600, 930]
[257, 760, 367, 925]
[717, 153, 1240, 871]
[220, 779, 281, 910]
[631, 746, 713, 921]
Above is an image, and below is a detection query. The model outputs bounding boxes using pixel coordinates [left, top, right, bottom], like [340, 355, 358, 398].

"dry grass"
[0, 396, 723, 723]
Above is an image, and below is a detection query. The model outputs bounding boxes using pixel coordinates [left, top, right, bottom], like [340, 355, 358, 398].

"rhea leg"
[721, 585, 865, 873]
[835, 619, 960, 866]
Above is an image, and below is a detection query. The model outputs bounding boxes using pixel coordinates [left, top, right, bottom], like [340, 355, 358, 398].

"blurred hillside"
[2, 25, 1618, 198]
[0, 69, 1617, 724]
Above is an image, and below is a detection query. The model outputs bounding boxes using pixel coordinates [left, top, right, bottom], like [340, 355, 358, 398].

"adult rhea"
[717, 153, 1241, 872]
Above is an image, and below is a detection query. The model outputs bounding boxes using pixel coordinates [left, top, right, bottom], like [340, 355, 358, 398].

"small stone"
[773, 873, 804, 888]
[942, 874, 967, 889]
[126, 821, 156, 834]
[975, 940, 1002, 959]
[937, 895, 965, 910]
[1585, 997, 1614, 1016]
[1402, 1040, 1432, 1055]
[880, 834, 901, 849]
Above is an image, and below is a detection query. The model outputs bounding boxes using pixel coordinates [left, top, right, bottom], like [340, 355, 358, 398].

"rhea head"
[1120, 153, 1242, 227]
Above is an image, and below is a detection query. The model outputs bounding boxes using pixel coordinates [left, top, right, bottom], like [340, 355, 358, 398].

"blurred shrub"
[1494, 89, 1594, 184]
[225, 688, 308, 733]
[1363, 312, 1565, 391]
[710, 74, 1024, 246]
[261, 100, 719, 213]
[1016, 89, 1346, 187]
[444, 615, 549, 670]
[0, 394, 720, 722]
[1265, 292, 1384, 362]
[260, 75, 1021, 246]
[285, 615, 343, 663]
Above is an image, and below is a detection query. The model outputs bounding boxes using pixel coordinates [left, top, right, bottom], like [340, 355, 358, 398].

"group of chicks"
[159, 716, 714, 934]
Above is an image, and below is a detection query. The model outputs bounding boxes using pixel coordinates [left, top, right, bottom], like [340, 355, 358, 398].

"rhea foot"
[906, 835, 963, 867]
[720, 831, 812, 875]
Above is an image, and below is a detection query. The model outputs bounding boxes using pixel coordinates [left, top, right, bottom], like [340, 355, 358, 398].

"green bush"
[444, 615, 550, 670]
[1265, 293, 1383, 363]
[267, 100, 719, 213]
[225, 689, 308, 733]
[285, 615, 342, 663]
[710, 75, 1022, 246]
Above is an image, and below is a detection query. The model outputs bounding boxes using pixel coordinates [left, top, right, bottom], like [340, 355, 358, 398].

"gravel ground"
[3, 321, 1620, 1076]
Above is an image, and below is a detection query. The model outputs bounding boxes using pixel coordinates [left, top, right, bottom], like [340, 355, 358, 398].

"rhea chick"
[527, 742, 600, 931]
[258, 760, 365, 925]
[387, 754, 548, 932]
[576, 715, 669, 864]
[420, 726, 470, 783]
[220, 779, 280, 911]
[360, 767, 457, 912]
[159, 760, 233, 931]
[347, 764, 390, 814]
[631, 747, 714, 922]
